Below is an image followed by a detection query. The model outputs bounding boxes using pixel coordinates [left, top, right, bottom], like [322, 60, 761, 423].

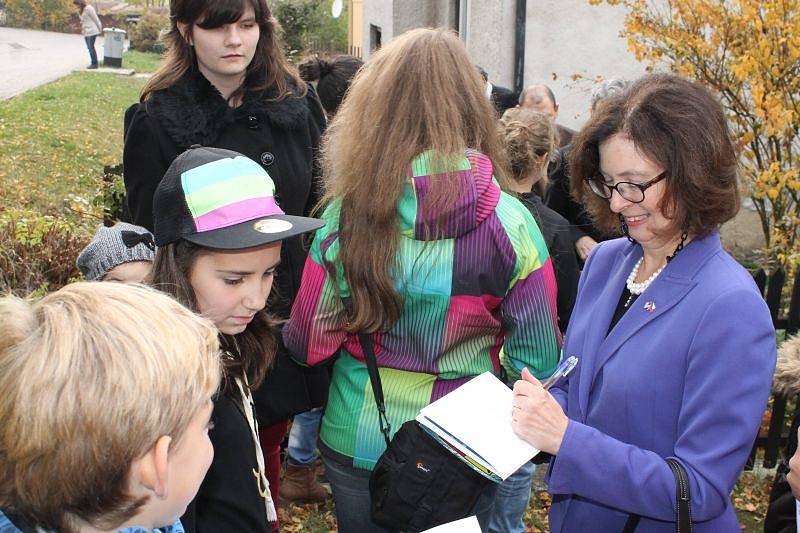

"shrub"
[5, 0, 72, 32]
[0, 212, 90, 297]
[129, 10, 169, 53]
[93, 164, 126, 226]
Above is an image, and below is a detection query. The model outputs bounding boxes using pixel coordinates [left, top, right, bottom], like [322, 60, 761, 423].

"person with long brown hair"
[72, 0, 102, 69]
[284, 28, 562, 532]
[122, 0, 329, 516]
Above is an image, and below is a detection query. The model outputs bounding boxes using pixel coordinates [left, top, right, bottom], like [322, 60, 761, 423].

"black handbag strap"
[357, 332, 392, 448]
[622, 458, 692, 533]
[341, 297, 392, 447]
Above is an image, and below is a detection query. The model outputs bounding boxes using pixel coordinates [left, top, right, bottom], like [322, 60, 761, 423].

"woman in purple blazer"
[510, 73, 776, 532]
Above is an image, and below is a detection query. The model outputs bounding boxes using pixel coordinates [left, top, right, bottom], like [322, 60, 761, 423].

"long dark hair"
[148, 240, 277, 392]
[141, 0, 306, 103]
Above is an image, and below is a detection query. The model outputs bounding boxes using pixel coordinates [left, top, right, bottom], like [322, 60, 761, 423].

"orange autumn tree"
[590, 0, 800, 265]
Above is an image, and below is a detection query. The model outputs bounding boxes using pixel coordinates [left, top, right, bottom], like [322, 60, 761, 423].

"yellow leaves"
[591, 0, 800, 265]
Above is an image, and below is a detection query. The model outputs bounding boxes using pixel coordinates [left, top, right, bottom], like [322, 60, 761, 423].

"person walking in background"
[122, 0, 329, 516]
[511, 73, 776, 532]
[73, 0, 102, 69]
[284, 28, 561, 532]
[276, 53, 365, 507]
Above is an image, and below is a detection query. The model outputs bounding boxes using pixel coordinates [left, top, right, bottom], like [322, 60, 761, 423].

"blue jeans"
[478, 461, 536, 533]
[84, 35, 98, 66]
[322, 453, 498, 533]
[286, 407, 323, 465]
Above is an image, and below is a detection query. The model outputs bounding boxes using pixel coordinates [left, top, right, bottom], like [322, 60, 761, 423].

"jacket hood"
[774, 334, 800, 395]
[144, 68, 310, 149]
[398, 149, 501, 240]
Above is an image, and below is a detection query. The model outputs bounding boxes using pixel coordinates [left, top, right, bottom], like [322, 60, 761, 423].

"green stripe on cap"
[181, 157, 274, 219]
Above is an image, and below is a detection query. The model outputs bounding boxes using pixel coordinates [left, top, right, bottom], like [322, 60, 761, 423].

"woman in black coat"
[122, 0, 327, 530]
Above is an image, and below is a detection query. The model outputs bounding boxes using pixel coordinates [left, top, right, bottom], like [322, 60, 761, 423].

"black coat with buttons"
[123, 67, 325, 318]
[123, 68, 330, 426]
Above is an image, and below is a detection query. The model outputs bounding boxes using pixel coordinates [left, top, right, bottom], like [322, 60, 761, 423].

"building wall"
[464, 0, 516, 91]
[362, 0, 394, 60]
[358, 0, 650, 129]
[524, 0, 648, 130]
[394, 0, 437, 35]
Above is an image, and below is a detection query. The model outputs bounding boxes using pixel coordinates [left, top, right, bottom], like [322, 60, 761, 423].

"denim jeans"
[84, 35, 98, 66]
[322, 453, 498, 533]
[286, 407, 323, 466]
[478, 461, 536, 533]
[322, 454, 392, 533]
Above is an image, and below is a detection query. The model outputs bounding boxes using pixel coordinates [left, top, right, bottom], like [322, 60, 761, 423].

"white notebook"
[416, 371, 540, 480]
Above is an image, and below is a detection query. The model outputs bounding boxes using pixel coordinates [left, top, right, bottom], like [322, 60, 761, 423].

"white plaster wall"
[362, 0, 394, 60]
[465, 0, 517, 88]
[358, 0, 653, 128]
[524, 0, 650, 129]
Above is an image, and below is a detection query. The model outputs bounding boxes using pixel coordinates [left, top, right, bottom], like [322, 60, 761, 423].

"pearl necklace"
[626, 257, 666, 295]
[624, 257, 665, 307]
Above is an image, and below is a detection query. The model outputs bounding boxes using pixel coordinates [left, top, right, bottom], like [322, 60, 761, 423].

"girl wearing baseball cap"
[148, 146, 323, 533]
[123, 1, 328, 502]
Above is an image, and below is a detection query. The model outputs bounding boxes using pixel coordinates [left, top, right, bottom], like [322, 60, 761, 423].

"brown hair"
[73, 0, 86, 12]
[0, 282, 220, 532]
[141, 0, 305, 103]
[569, 73, 740, 236]
[499, 107, 556, 196]
[320, 28, 508, 333]
[149, 240, 277, 391]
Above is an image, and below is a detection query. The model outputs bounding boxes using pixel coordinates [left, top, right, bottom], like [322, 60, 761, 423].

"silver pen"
[540, 355, 579, 391]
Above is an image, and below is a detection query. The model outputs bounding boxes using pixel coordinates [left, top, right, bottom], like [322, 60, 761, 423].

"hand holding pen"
[510, 356, 579, 455]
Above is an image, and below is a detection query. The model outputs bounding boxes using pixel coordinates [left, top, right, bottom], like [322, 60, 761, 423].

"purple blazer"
[547, 231, 776, 532]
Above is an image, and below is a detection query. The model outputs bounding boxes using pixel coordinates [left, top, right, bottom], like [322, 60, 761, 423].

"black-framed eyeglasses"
[585, 171, 666, 203]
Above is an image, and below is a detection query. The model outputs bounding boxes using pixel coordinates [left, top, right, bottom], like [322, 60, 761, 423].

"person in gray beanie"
[76, 222, 155, 283]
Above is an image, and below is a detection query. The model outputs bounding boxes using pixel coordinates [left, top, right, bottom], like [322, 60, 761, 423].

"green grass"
[0, 71, 145, 226]
[119, 49, 164, 73]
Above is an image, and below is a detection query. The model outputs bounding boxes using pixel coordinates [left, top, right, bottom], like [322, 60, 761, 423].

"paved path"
[0, 27, 105, 100]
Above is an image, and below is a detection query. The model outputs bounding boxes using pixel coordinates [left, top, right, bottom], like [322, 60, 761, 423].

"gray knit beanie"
[76, 222, 156, 281]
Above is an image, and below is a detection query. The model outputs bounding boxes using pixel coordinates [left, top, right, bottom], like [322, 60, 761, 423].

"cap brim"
[183, 215, 325, 250]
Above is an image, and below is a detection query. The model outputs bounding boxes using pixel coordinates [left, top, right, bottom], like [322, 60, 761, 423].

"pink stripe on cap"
[194, 196, 284, 232]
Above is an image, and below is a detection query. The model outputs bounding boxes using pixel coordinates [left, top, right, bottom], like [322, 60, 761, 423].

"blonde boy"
[0, 282, 221, 532]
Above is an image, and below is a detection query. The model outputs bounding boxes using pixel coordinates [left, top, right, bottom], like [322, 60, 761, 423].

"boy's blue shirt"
[0, 511, 184, 533]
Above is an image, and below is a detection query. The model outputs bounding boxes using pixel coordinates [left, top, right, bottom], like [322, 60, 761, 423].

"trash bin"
[103, 28, 126, 68]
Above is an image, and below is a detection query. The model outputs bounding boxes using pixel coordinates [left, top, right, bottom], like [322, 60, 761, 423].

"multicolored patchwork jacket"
[284, 149, 562, 470]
